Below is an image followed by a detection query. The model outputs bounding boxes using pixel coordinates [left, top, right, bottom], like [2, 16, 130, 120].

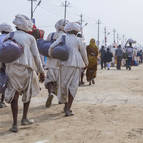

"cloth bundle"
[37, 35, 69, 61]
[0, 32, 24, 63]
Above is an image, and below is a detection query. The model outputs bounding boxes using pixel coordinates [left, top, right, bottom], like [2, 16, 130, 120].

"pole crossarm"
[28, 0, 41, 20]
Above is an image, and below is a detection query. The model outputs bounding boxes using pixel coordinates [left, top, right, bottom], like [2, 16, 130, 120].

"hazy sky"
[0, 0, 143, 45]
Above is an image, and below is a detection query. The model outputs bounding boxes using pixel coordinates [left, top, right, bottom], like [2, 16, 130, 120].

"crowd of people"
[99, 42, 143, 71]
[0, 14, 90, 133]
[0, 14, 142, 134]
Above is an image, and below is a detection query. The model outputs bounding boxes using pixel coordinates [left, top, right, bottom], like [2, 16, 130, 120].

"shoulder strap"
[51, 33, 55, 41]
[62, 35, 66, 44]
[9, 32, 14, 39]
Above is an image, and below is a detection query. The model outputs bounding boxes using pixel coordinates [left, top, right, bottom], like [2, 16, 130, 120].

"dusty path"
[1, 65, 143, 143]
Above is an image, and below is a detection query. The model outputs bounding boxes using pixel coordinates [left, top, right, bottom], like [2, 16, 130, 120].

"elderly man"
[4, 14, 45, 132]
[49, 22, 88, 116]
[0, 23, 12, 108]
[44, 19, 69, 108]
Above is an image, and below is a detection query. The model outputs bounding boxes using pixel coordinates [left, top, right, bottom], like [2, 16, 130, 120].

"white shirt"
[45, 31, 65, 69]
[5, 30, 44, 73]
[50, 33, 88, 68]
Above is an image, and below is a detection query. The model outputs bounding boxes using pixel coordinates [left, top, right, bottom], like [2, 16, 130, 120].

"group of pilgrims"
[99, 42, 143, 71]
[0, 14, 141, 133]
[0, 14, 100, 133]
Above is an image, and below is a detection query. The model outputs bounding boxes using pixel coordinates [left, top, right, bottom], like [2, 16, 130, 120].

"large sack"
[0, 32, 24, 63]
[37, 35, 69, 61]
[37, 39, 52, 57]
[52, 35, 69, 61]
[37, 33, 54, 57]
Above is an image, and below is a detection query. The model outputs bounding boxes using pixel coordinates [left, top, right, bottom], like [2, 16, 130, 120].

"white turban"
[13, 14, 33, 32]
[64, 22, 81, 33]
[55, 19, 69, 31]
[0, 23, 12, 33]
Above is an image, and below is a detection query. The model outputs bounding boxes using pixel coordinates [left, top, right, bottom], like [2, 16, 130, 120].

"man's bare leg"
[65, 92, 74, 116]
[21, 101, 33, 125]
[10, 92, 19, 132]
[45, 82, 54, 108]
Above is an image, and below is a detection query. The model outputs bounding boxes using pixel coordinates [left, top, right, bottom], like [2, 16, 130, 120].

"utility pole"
[113, 29, 116, 44]
[122, 34, 125, 45]
[117, 33, 119, 44]
[97, 19, 101, 48]
[28, 0, 37, 20]
[80, 14, 84, 36]
[104, 27, 107, 47]
[62, 1, 70, 24]
[28, 0, 41, 23]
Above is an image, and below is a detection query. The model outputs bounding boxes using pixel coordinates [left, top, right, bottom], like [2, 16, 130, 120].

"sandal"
[0, 102, 7, 108]
[45, 94, 54, 108]
[65, 110, 74, 117]
[9, 125, 18, 133]
[21, 119, 34, 126]
[64, 107, 72, 113]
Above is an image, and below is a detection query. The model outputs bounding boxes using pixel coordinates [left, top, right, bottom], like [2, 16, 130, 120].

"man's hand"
[39, 73, 45, 83]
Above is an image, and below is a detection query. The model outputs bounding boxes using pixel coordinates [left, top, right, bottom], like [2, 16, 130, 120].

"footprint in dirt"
[127, 128, 143, 139]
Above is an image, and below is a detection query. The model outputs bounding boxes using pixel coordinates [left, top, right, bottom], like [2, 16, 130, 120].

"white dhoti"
[5, 64, 40, 103]
[57, 67, 80, 103]
[44, 69, 59, 85]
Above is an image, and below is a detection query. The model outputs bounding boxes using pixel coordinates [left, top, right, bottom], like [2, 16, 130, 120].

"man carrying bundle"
[44, 19, 69, 108]
[0, 23, 12, 108]
[4, 14, 45, 132]
[49, 22, 88, 116]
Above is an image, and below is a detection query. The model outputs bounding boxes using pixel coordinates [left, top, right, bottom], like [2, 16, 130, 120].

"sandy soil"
[1, 65, 143, 143]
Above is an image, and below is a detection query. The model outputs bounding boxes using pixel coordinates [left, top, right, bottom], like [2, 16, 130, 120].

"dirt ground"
[1, 65, 143, 143]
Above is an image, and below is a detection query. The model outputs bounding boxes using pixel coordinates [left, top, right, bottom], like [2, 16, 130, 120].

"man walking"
[115, 45, 123, 70]
[126, 42, 134, 70]
[99, 46, 106, 69]
[5, 15, 45, 132]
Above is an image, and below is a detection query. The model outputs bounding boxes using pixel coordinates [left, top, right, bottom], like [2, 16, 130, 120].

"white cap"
[0, 23, 12, 33]
[13, 14, 33, 32]
[64, 22, 81, 33]
[55, 19, 69, 31]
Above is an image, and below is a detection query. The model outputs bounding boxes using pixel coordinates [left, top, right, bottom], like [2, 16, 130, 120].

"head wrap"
[64, 22, 81, 33]
[13, 14, 33, 32]
[55, 19, 69, 31]
[0, 23, 12, 33]
[127, 39, 136, 44]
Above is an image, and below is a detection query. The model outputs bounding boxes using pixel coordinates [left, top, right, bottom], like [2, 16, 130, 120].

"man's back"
[126, 46, 133, 57]
[100, 48, 106, 58]
[115, 48, 123, 57]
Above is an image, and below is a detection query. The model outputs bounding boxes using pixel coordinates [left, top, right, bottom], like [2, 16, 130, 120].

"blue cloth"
[127, 57, 132, 67]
